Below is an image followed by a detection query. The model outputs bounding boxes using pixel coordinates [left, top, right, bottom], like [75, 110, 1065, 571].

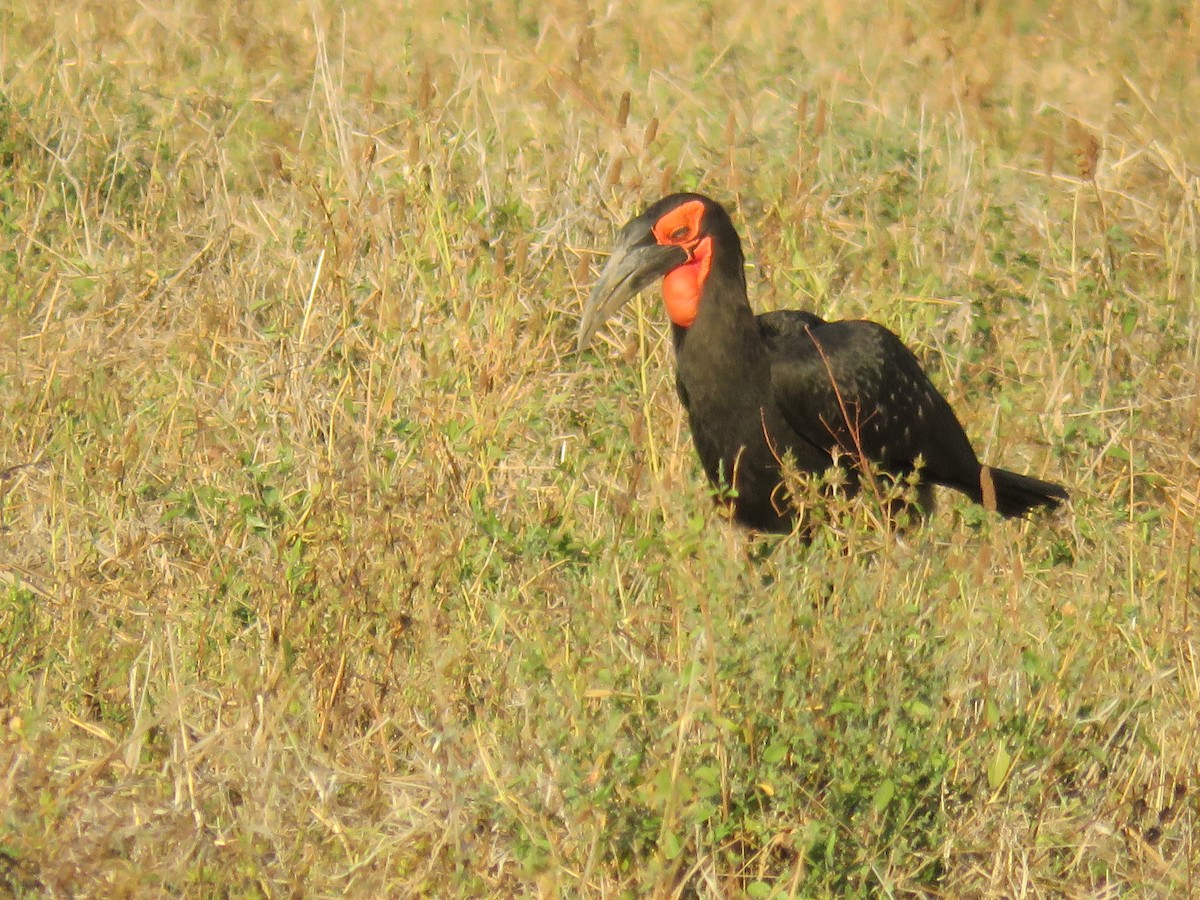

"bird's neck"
[670, 257, 776, 453]
[676, 260, 768, 376]
[673, 259, 760, 352]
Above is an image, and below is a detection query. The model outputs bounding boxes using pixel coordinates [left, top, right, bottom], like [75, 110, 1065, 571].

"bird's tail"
[976, 465, 1069, 518]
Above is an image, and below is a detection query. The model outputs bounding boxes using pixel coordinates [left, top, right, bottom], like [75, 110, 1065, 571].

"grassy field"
[1, 0, 1198, 896]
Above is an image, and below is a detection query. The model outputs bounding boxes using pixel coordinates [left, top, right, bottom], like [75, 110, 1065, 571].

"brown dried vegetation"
[1, 1, 1197, 896]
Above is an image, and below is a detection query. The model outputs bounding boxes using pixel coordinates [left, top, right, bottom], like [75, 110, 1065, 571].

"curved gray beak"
[577, 224, 688, 353]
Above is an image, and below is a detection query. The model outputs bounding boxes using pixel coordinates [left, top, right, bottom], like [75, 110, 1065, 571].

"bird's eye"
[670, 226, 690, 241]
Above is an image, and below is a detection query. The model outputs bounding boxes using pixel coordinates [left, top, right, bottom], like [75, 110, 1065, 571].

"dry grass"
[1, 0, 1198, 896]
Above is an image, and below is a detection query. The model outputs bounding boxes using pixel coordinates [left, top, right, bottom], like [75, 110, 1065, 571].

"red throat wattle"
[662, 236, 712, 328]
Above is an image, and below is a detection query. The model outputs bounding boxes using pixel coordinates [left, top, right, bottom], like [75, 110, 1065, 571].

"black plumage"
[578, 193, 1068, 533]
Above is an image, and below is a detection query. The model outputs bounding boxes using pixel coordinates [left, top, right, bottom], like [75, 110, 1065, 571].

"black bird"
[577, 193, 1068, 533]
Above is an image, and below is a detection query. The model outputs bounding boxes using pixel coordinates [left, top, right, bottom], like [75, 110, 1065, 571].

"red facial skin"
[651, 199, 712, 328]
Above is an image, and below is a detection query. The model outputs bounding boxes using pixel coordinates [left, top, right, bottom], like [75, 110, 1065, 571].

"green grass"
[1, 0, 1198, 896]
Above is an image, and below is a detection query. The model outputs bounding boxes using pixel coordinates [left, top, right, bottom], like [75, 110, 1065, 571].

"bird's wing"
[757, 308, 829, 344]
[765, 316, 980, 481]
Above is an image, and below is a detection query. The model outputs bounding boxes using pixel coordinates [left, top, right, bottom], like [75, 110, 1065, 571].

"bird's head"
[577, 193, 743, 352]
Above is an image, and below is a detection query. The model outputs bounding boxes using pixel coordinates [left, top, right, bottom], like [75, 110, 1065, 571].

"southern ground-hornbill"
[577, 193, 1068, 533]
